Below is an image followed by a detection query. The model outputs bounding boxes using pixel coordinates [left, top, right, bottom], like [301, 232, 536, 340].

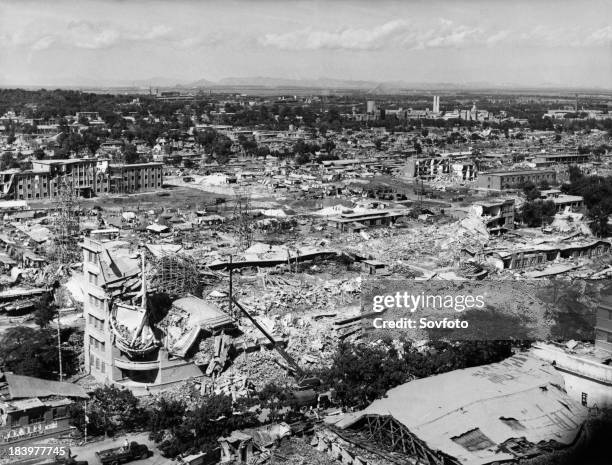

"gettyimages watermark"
[372, 291, 484, 329]
[361, 279, 610, 341]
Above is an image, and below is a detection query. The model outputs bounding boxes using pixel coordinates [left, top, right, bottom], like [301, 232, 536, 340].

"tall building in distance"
[432, 95, 440, 113]
[366, 100, 377, 114]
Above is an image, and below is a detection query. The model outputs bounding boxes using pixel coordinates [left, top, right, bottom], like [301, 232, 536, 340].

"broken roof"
[336, 352, 587, 465]
[172, 295, 233, 329]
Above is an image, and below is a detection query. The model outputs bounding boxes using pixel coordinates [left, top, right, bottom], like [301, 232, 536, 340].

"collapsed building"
[81, 232, 298, 394]
[485, 239, 611, 270]
[321, 352, 588, 465]
[401, 157, 475, 181]
[328, 209, 410, 233]
[470, 199, 515, 234]
[81, 230, 214, 393]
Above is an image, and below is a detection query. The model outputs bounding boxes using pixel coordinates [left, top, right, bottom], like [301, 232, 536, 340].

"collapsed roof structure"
[328, 351, 588, 465]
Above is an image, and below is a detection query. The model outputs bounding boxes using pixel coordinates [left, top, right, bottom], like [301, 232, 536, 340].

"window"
[581, 392, 588, 406]
[101, 362, 105, 373]
[29, 413, 44, 424]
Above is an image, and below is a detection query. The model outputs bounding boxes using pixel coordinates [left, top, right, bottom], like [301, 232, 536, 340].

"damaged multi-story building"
[81, 229, 233, 394]
[471, 199, 515, 234]
[401, 157, 475, 181]
[0, 158, 163, 200]
[485, 240, 612, 270]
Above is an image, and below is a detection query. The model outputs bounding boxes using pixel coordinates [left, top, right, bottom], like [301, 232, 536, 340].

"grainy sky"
[0, 0, 610, 88]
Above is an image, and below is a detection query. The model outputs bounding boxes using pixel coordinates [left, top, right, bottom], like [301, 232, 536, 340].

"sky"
[0, 0, 611, 88]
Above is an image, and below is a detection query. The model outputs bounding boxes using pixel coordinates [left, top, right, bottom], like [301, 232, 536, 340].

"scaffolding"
[232, 188, 253, 251]
[50, 180, 81, 265]
[148, 250, 202, 298]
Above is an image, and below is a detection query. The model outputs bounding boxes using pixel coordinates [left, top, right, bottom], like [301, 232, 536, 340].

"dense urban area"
[0, 86, 611, 465]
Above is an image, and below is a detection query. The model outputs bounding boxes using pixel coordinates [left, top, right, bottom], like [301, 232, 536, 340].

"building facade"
[533, 153, 590, 167]
[473, 199, 515, 233]
[477, 169, 556, 190]
[81, 232, 211, 394]
[0, 159, 163, 201]
[0, 374, 88, 445]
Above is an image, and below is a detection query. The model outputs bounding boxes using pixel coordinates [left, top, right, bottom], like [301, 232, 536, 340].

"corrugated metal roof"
[338, 352, 588, 465]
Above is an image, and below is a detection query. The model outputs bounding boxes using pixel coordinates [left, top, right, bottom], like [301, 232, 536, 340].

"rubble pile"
[157, 304, 192, 346]
[216, 349, 295, 390]
[345, 219, 490, 267]
[275, 437, 341, 465]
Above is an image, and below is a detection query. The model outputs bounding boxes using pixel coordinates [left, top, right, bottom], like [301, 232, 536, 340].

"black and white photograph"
[0, 1, 611, 464]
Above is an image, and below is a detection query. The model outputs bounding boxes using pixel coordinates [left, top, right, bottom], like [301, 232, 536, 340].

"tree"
[316, 340, 513, 410]
[0, 327, 61, 379]
[33, 148, 46, 160]
[187, 394, 258, 454]
[149, 394, 259, 458]
[0, 152, 19, 170]
[123, 143, 139, 164]
[295, 152, 310, 165]
[147, 397, 186, 434]
[82, 131, 101, 155]
[521, 200, 556, 227]
[522, 181, 541, 201]
[71, 385, 142, 437]
[588, 204, 610, 237]
[34, 293, 57, 328]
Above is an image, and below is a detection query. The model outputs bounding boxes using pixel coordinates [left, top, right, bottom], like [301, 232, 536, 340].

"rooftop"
[482, 169, 555, 176]
[337, 351, 587, 465]
[1, 373, 88, 400]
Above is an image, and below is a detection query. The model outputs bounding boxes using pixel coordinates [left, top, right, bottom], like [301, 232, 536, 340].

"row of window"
[89, 335, 105, 352]
[88, 271, 99, 285]
[88, 313, 105, 330]
[90, 354, 106, 373]
[86, 250, 98, 264]
[88, 294, 104, 309]
[595, 329, 612, 343]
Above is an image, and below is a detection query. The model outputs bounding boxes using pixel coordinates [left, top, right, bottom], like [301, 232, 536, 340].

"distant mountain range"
[3, 75, 610, 93]
[105, 76, 612, 93]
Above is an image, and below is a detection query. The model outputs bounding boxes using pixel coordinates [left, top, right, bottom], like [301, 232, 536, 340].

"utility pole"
[84, 399, 88, 444]
[57, 309, 63, 382]
[228, 255, 233, 318]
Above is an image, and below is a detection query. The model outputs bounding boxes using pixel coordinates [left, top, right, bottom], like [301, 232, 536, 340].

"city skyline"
[0, 0, 611, 89]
